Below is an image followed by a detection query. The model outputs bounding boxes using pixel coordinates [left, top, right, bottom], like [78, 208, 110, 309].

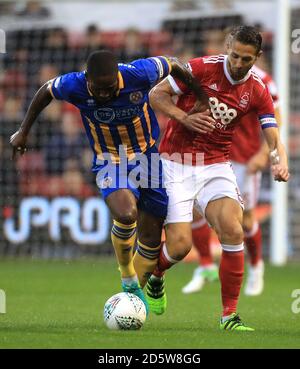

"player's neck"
[224, 56, 251, 85]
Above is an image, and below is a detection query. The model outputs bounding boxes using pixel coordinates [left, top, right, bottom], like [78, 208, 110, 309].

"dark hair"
[230, 26, 262, 53]
[86, 50, 118, 79]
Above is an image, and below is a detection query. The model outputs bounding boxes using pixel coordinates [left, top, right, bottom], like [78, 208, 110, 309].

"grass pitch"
[0, 258, 299, 348]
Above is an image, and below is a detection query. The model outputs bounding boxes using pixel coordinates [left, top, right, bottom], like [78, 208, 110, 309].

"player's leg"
[192, 212, 213, 267]
[153, 158, 196, 274]
[197, 162, 254, 330]
[131, 149, 169, 314]
[146, 222, 193, 315]
[132, 148, 168, 287]
[157, 222, 194, 274]
[106, 189, 138, 280]
[146, 158, 196, 314]
[243, 175, 264, 296]
[182, 209, 218, 294]
[232, 161, 264, 296]
[134, 210, 166, 315]
[205, 197, 253, 331]
[105, 188, 148, 312]
[133, 210, 165, 288]
[243, 208, 263, 265]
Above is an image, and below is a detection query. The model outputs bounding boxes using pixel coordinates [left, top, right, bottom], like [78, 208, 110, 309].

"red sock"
[192, 221, 212, 266]
[244, 222, 262, 266]
[219, 244, 244, 317]
[153, 243, 178, 278]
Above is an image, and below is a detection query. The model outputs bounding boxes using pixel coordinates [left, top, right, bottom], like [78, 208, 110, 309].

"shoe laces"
[229, 313, 244, 326]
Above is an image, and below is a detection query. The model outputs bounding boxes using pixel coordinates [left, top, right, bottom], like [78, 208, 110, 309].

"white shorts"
[231, 161, 261, 211]
[162, 159, 244, 224]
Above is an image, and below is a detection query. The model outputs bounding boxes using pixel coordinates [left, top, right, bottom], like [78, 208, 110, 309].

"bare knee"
[106, 190, 138, 225]
[206, 199, 244, 245]
[166, 231, 192, 261]
[215, 220, 244, 245]
[114, 208, 138, 225]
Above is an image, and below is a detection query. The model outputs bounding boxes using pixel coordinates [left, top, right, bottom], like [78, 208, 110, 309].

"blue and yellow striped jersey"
[49, 57, 171, 169]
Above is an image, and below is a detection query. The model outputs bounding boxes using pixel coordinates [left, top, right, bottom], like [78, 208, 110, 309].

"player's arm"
[10, 81, 53, 159]
[248, 67, 282, 174]
[149, 78, 215, 134]
[247, 139, 269, 174]
[248, 105, 282, 174]
[167, 57, 209, 107]
[255, 85, 289, 181]
[262, 126, 289, 182]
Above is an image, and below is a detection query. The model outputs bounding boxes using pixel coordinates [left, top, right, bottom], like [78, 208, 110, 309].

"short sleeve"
[130, 56, 172, 87]
[167, 57, 205, 95]
[49, 73, 75, 102]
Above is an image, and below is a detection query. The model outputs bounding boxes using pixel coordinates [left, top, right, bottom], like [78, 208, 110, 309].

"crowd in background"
[0, 6, 275, 210]
[5, 0, 300, 259]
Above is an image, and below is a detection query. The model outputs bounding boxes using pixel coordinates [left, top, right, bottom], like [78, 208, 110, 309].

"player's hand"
[10, 130, 28, 160]
[247, 151, 269, 174]
[271, 164, 290, 182]
[181, 109, 215, 134]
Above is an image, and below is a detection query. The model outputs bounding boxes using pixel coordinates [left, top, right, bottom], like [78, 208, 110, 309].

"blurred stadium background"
[1, 0, 300, 350]
[0, 0, 299, 262]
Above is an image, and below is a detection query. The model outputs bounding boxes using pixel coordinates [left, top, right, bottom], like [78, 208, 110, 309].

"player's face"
[88, 74, 119, 103]
[227, 40, 261, 81]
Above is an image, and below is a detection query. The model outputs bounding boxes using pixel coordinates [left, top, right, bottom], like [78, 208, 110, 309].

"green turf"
[0, 258, 299, 348]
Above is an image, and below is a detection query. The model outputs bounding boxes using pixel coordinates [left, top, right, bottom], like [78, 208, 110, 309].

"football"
[103, 292, 147, 330]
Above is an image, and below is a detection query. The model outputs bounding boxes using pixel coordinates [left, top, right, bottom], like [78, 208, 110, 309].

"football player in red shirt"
[147, 26, 289, 331]
[182, 64, 280, 297]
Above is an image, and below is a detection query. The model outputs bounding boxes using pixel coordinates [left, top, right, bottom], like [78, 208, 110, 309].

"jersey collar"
[116, 70, 124, 96]
[223, 55, 251, 85]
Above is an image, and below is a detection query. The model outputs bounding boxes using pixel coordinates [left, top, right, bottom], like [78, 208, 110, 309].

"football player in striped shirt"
[10, 50, 214, 314]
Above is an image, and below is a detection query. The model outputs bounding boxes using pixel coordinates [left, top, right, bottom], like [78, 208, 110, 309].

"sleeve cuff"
[167, 75, 183, 95]
[47, 79, 56, 99]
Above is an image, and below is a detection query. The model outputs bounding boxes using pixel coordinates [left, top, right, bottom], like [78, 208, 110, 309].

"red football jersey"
[230, 64, 279, 163]
[159, 55, 277, 165]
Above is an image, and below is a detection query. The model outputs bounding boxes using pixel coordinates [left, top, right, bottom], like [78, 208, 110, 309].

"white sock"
[221, 313, 235, 323]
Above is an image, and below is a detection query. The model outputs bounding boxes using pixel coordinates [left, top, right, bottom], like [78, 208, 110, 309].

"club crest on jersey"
[239, 92, 250, 108]
[129, 91, 143, 104]
[209, 97, 237, 127]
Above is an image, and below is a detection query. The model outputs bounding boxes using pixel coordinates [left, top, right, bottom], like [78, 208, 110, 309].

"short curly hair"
[229, 26, 262, 54]
[86, 50, 118, 79]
